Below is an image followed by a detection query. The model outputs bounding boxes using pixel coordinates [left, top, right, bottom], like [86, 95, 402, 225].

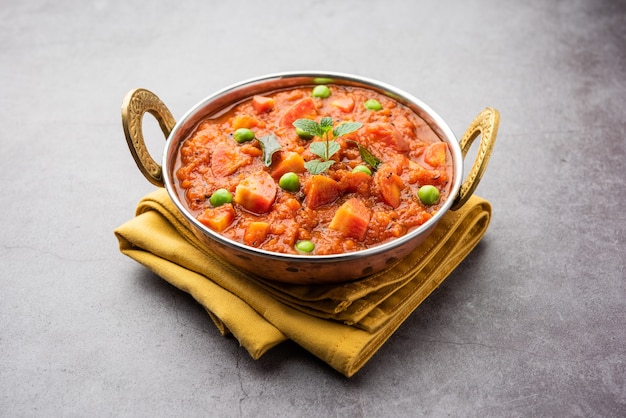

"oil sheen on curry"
[175, 84, 453, 255]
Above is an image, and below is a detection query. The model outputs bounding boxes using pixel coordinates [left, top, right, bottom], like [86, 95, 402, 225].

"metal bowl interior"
[161, 71, 463, 284]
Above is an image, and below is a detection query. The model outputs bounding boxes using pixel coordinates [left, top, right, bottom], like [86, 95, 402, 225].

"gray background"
[1, 0, 624, 416]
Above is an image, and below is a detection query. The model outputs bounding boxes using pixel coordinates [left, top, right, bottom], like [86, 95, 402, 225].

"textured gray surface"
[1, 0, 625, 416]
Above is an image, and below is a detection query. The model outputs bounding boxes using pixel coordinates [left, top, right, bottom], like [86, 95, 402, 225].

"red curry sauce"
[175, 85, 453, 255]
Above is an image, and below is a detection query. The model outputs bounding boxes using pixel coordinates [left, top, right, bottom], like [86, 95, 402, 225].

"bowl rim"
[161, 70, 463, 263]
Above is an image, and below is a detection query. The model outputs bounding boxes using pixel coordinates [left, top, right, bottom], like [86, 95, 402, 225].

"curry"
[175, 84, 453, 255]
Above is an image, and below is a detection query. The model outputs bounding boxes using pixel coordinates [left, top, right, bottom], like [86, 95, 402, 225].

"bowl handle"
[451, 107, 500, 211]
[121, 88, 176, 187]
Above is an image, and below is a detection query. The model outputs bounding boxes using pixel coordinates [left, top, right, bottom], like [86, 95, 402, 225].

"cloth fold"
[114, 188, 491, 377]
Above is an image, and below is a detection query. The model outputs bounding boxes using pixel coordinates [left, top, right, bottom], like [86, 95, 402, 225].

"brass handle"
[121, 88, 176, 187]
[451, 107, 500, 211]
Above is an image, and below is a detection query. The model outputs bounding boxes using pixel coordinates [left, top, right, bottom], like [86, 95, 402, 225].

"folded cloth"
[114, 188, 491, 377]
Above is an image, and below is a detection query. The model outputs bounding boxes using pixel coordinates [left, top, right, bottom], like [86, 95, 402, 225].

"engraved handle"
[451, 107, 500, 211]
[121, 88, 176, 187]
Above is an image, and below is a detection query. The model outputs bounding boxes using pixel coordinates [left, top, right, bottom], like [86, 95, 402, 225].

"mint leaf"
[310, 141, 341, 160]
[304, 159, 334, 175]
[320, 117, 334, 133]
[327, 140, 341, 159]
[309, 142, 327, 159]
[347, 140, 382, 170]
[296, 117, 364, 175]
[333, 121, 362, 138]
[293, 119, 324, 138]
[257, 134, 282, 166]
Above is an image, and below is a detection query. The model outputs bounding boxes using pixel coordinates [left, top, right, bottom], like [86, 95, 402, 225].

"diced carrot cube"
[423, 142, 448, 167]
[407, 160, 448, 188]
[280, 97, 317, 127]
[270, 151, 306, 180]
[331, 97, 355, 113]
[329, 198, 372, 241]
[197, 204, 235, 232]
[283, 197, 302, 212]
[304, 175, 341, 209]
[234, 170, 277, 214]
[376, 168, 404, 208]
[343, 170, 372, 194]
[211, 142, 252, 177]
[252, 95, 275, 114]
[231, 115, 260, 129]
[364, 122, 409, 152]
[243, 222, 270, 247]
[239, 143, 263, 158]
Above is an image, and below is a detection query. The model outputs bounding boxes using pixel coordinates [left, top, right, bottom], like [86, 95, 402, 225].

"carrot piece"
[231, 115, 260, 129]
[252, 95, 275, 113]
[364, 122, 409, 152]
[329, 198, 372, 241]
[270, 152, 306, 180]
[197, 204, 235, 232]
[234, 170, 277, 214]
[376, 168, 404, 208]
[423, 142, 448, 167]
[331, 97, 355, 113]
[342, 170, 372, 194]
[304, 175, 341, 209]
[211, 142, 252, 177]
[243, 222, 270, 247]
[280, 97, 317, 127]
[407, 160, 448, 188]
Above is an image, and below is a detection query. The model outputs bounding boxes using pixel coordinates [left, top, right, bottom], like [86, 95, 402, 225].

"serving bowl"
[122, 71, 498, 284]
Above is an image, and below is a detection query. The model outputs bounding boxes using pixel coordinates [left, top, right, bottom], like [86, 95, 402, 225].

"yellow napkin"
[114, 188, 491, 377]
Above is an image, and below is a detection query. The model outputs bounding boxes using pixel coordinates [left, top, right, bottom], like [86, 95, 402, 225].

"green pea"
[352, 165, 372, 176]
[295, 240, 315, 253]
[364, 99, 382, 111]
[312, 85, 331, 98]
[313, 77, 333, 84]
[417, 185, 440, 205]
[233, 128, 255, 143]
[209, 188, 233, 207]
[279, 172, 300, 192]
[295, 127, 314, 140]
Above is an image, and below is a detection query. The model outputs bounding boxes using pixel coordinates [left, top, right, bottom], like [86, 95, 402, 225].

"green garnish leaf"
[293, 119, 324, 138]
[327, 141, 341, 158]
[295, 117, 362, 175]
[310, 141, 340, 160]
[257, 134, 282, 166]
[347, 140, 382, 170]
[333, 121, 362, 138]
[309, 142, 326, 159]
[304, 159, 335, 175]
[319, 117, 334, 131]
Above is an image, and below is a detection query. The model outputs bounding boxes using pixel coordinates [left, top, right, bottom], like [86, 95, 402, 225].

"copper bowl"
[122, 71, 498, 284]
